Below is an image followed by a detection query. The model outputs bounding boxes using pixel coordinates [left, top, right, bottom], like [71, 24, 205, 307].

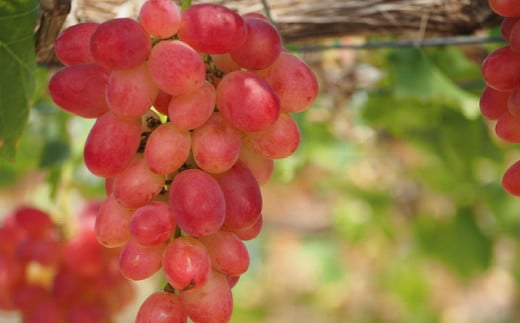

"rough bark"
[36, 0, 501, 64]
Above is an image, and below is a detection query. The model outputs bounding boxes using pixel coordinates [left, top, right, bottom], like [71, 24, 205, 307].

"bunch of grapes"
[480, 0, 520, 196]
[48, 0, 318, 321]
[0, 205, 134, 323]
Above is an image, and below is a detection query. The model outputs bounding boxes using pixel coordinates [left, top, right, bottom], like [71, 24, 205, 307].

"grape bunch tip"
[47, 0, 319, 322]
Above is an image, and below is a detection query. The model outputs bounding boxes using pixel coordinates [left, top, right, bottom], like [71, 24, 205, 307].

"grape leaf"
[0, 0, 39, 159]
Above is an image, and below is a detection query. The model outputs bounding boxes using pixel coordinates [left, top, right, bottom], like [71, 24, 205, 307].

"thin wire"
[287, 35, 506, 52]
[260, 0, 275, 25]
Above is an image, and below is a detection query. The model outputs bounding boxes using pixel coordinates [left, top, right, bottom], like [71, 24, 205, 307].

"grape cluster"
[0, 205, 134, 323]
[48, 0, 318, 321]
[480, 0, 520, 196]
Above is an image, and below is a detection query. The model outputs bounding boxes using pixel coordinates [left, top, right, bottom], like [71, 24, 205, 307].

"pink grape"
[16, 236, 63, 266]
[112, 157, 165, 208]
[216, 70, 280, 132]
[139, 0, 181, 39]
[153, 90, 171, 115]
[200, 231, 250, 276]
[488, 0, 520, 17]
[129, 201, 175, 246]
[508, 85, 520, 117]
[95, 194, 133, 248]
[178, 3, 246, 54]
[211, 54, 241, 73]
[90, 18, 151, 70]
[180, 270, 233, 323]
[106, 62, 158, 119]
[48, 63, 109, 118]
[260, 51, 319, 112]
[24, 299, 64, 323]
[246, 112, 301, 159]
[509, 20, 520, 54]
[144, 122, 191, 175]
[481, 45, 520, 91]
[148, 40, 206, 96]
[214, 162, 262, 232]
[239, 144, 274, 185]
[168, 80, 216, 131]
[119, 239, 165, 281]
[55, 22, 98, 65]
[136, 291, 187, 323]
[191, 112, 242, 174]
[503, 160, 520, 196]
[163, 236, 211, 291]
[84, 112, 141, 178]
[169, 169, 226, 237]
[501, 17, 520, 41]
[479, 86, 510, 120]
[495, 111, 520, 143]
[13, 285, 49, 314]
[233, 214, 263, 241]
[13, 206, 53, 238]
[230, 18, 283, 70]
[63, 231, 105, 277]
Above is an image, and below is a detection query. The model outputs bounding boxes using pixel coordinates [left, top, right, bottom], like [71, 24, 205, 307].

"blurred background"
[1, 0, 519, 322]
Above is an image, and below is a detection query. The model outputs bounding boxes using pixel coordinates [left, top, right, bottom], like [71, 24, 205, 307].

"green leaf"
[415, 207, 493, 278]
[386, 48, 480, 119]
[0, 0, 39, 159]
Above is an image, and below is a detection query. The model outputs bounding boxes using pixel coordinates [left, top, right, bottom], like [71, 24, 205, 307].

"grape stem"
[181, 0, 191, 11]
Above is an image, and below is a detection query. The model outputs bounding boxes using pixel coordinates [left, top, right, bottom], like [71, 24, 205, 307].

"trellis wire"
[286, 35, 506, 52]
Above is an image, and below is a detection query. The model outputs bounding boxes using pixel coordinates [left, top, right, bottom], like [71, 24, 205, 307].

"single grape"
[481, 45, 520, 91]
[139, 0, 181, 39]
[163, 236, 211, 291]
[129, 201, 175, 246]
[136, 291, 187, 323]
[495, 111, 520, 143]
[233, 214, 263, 241]
[488, 0, 520, 17]
[63, 231, 104, 277]
[119, 239, 165, 281]
[200, 231, 250, 276]
[112, 157, 165, 208]
[230, 18, 283, 70]
[246, 112, 301, 159]
[239, 144, 274, 185]
[13, 207, 53, 238]
[509, 20, 520, 54]
[106, 62, 158, 119]
[90, 18, 151, 70]
[191, 112, 242, 174]
[48, 63, 109, 118]
[95, 194, 133, 248]
[216, 70, 280, 132]
[508, 85, 520, 118]
[260, 51, 319, 113]
[180, 270, 233, 323]
[178, 3, 246, 54]
[84, 112, 142, 178]
[168, 80, 216, 131]
[153, 90, 172, 115]
[144, 122, 191, 175]
[214, 162, 262, 232]
[501, 17, 520, 41]
[503, 159, 520, 196]
[148, 40, 206, 96]
[479, 86, 510, 120]
[55, 22, 99, 65]
[169, 169, 226, 237]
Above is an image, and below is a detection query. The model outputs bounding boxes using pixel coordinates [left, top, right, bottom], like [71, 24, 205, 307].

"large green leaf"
[0, 0, 39, 159]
